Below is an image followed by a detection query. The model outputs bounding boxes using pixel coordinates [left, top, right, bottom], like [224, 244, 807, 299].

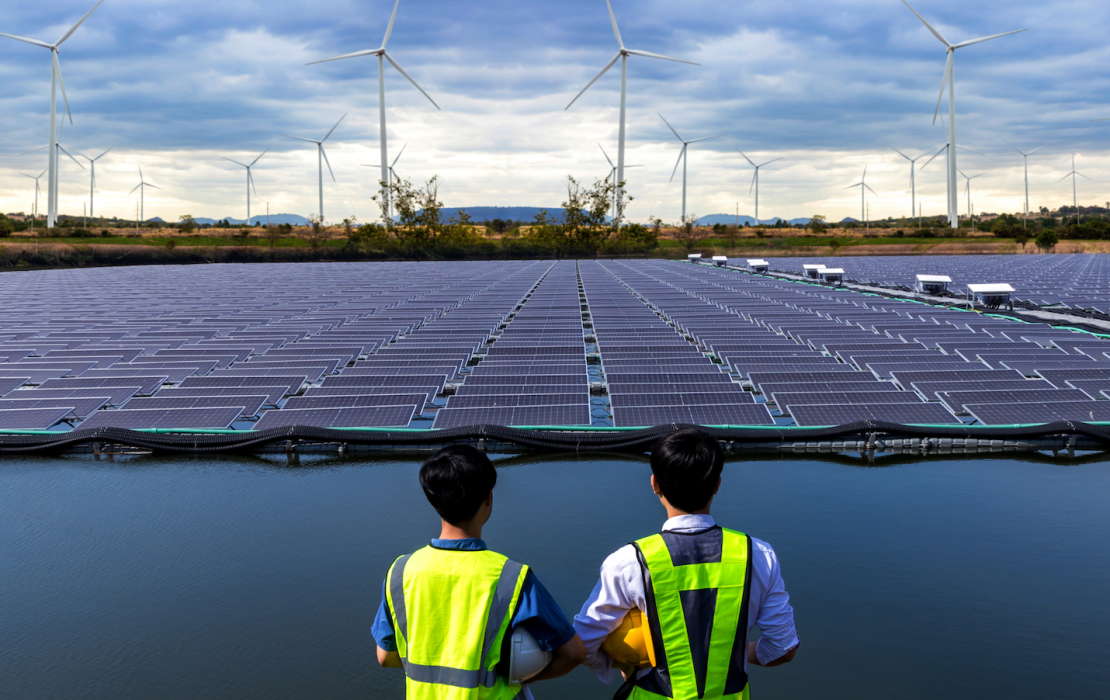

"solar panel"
[0, 368, 73, 384]
[77, 407, 242, 430]
[431, 405, 592, 429]
[0, 396, 109, 419]
[0, 407, 76, 430]
[47, 348, 144, 362]
[446, 393, 588, 408]
[608, 392, 755, 407]
[1063, 380, 1110, 399]
[0, 377, 31, 396]
[998, 360, 1103, 376]
[284, 393, 431, 410]
[463, 374, 586, 386]
[209, 366, 328, 382]
[121, 395, 267, 418]
[302, 385, 442, 401]
[606, 381, 745, 395]
[965, 400, 1110, 425]
[453, 383, 587, 396]
[180, 375, 307, 396]
[605, 372, 734, 385]
[773, 391, 921, 411]
[154, 386, 289, 405]
[252, 405, 416, 429]
[39, 375, 166, 396]
[4, 386, 140, 405]
[610, 404, 773, 428]
[936, 388, 1088, 414]
[789, 403, 960, 426]
[748, 371, 869, 391]
[888, 369, 1023, 389]
[867, 360, 977, 378]
[760, 381, 898, 403]
[911, 379, 1052, 399]
[1036, 368, 1110, 384]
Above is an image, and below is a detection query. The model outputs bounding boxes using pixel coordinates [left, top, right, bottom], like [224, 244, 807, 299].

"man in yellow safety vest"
[573, 429, 799, 699]
[373, 445, 586, 699]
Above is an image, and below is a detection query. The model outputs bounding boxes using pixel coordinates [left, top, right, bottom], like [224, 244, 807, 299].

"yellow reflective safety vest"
[386, 545, 530, 700]
[628, 527, 752, 700]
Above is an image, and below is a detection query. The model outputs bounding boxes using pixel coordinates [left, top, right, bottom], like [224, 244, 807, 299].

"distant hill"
[194, 214, 310, 226]
[147, 217, 165, 223]
[839, 217, 859, 224]
[697, 214, 812, 226]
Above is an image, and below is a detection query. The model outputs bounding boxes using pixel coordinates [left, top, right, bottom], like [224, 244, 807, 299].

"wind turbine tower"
[75, 147, 113, 218]
[891, 146, 939, 226]
[281, 115, 345, 221]
[599, 143, 642, 222]
[659, 114, 723, 223]
[307, 0, 439, 226]
[0, 0, 104, 228]
[736, 150, 783, 225]
[362, 143, 407, 221]
[128, 166, 159, 223]
[846, 167, 877, 224]
[901, 0, 1027, 229]
[1059, 153, 1090, 214]
[20, 170, 47, 222]
[958, 169, 985, 221]
[1005, 142, 1043, 222]
[567, 0, 698, 226]
[222, 149, 268, 224]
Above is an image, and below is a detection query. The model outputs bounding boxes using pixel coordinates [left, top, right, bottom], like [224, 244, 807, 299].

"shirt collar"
[430, 537, 488, 551]
[662, 514, 717, 532]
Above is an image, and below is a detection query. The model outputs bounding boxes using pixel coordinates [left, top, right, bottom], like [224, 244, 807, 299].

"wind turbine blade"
[306, 49, 379, 66]
[222, 157, 248, 167]
[249, 169, 257, 194]
[623, 48, 699, 66]
[952, 29, 1027, 49]
[53, 53, 73, 125]
[56, 0, 105, 46]
[1057, 173, 1072, 182]
[129, 183, 142, 195]
[865, 184, 877, 195]
[598, 143, 614, 168]
[38, 169, 47, 178]
[93, 146, 114, 161]
[249, 148, 269, 167]
[57, 145, 84, 168]
[1004, 140, 1024, 156]
[757, 157, 784, 168]
[382, 0, 400, 48]
[901, 0, 951, 47]
[20, 173, 36, 179]
[891, 146, 911, 161]
[657, 113, 684, 142]
[862, 165, 868, 179]
[605, 0, 624, 47]
[1027, 145, 1045, 155]
[957, 168, 967, 178]
[1077, 172, 1092, 180]
[384, 52, 440, 109]
[20, 146, 49, 156]
[845, 183, 861, 190]
[139, 165, 144, 179]
[1093, 118, 1110, 122]
[687, 135, 725, 144]
[748, 171, 757, 196]
[735, 149, 757, 168]
[145, 183, 160, 190]
[565, 53, 621, 110]
[0, 33, 52, 48]
[922, 149, 943, 168]
[322, 113, 347, 142]
[280, 135, 319, 143]
[957, 146, 984, 156]
[321, 146, 336, 182]
[392, 142, 407, 167]
[940, 113, 949, 140]
[933, 51, 952, 125]
[670, 145, 685, 182]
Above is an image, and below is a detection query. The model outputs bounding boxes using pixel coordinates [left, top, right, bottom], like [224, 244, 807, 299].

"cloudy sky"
[1, 0, 1108, 224]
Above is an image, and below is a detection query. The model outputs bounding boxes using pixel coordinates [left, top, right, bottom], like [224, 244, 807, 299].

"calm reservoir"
[3, 452, 1109, 699]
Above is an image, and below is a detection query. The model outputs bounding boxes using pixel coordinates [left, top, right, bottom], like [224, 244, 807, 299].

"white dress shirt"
[573, 514, 799, 683]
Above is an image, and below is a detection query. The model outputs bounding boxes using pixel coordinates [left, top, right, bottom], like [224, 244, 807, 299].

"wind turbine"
[221, 149, 268, 224]
[22, 128, 85, 221]
[846, 167, 877, 224]
[958, 170, 985, 222]
[921, 114, 982, 222]
[20, 169, 47, 224]
[659, 114, 723, 223]
[74, 147, 113, 218]
[901, 0, 1027, 229]
[598, 143, 642, 222]
[362, 142, 407, 221]
[1005, 142, 1044, 222]
[891, 146, 940, 226]
[281, 114, 345, 222]
[128, 166, 159, 223]
[306, 0, 439, 226]
[735, 151, 783, 226]
[1058, 153, 1090, 214]
[1, 0, 104, 229]
[566, 0, 697, 226]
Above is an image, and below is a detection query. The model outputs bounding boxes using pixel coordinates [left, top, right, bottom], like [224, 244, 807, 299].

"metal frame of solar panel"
[935, 388, 1088, 414]
[40, 375, 167, 396]
[252, 405, 417, 430]
[452, 383, 586, 396]
[0, 396, 108, 418]
[888, 369, 1023, 389]
[0, 407, 75, 429]
[77, 406, 243, 430]
[155, 386, 289, 405]
[432, 405, 591, 429]
[180, 375, 307, 396]
[965, 400, 1110, 425]
[120, 395, 267, 417]
[773, 391, 922, 414]
[609, 392, 754, 408]
[788, 402, 961, 426]
[611, 404, 773, 428]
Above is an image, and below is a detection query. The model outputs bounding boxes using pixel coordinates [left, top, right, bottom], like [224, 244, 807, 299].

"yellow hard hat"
[600, 607, 656, 671]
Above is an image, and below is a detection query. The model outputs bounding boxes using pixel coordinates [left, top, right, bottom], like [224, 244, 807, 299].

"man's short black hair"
[419, 445, 497, 525]
[650, 429, 724, 513]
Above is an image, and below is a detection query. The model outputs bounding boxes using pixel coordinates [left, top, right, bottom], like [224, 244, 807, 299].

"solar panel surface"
[77, 407, 242, 430]
[789, 403, 960, 426]
[252, 405, 416, 430]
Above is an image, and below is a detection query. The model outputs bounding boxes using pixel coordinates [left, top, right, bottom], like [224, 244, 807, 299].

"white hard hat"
[509, 626, 552, 682]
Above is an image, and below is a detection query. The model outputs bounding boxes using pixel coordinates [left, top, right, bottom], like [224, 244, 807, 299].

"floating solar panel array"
[0, 259, 1109, 431]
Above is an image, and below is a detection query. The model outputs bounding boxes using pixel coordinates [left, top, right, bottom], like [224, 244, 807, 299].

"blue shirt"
[372, 538, 576, 653]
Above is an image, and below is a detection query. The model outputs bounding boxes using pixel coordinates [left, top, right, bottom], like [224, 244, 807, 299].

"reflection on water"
[2, 450, 1109, 699]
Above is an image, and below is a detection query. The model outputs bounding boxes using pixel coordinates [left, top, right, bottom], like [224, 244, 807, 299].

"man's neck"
[664, 507, 712, 520]
[438, 520, 483, 540]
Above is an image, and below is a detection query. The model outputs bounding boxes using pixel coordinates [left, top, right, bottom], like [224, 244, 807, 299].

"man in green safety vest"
[574, 429, 800, 699]
[373, 445, 586, 699]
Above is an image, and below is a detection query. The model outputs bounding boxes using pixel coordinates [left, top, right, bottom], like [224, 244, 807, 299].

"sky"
[1, 0, 1109, 225]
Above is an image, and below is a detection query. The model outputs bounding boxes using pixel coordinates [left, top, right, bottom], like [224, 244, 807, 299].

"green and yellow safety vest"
[386, 545, 530, 700]
[629, 527, 753, 700]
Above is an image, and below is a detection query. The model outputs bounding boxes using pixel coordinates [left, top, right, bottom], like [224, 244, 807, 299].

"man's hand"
[747, 641, 798, 668]
[377, 645, 403, 668]
[526, 633, 586, 682]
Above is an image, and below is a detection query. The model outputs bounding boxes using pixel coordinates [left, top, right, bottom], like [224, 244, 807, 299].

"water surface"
[2, 451, 1108, 699]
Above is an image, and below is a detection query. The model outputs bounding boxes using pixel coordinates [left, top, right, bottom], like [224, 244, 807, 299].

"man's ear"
[651, 474, 663, 496]
[484, 490, 494, 507]
[713, 476, 721, 495]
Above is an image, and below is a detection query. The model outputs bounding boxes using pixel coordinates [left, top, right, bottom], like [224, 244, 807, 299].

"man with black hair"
[573, 429, 799, 699]
[372, 445, 585, 698]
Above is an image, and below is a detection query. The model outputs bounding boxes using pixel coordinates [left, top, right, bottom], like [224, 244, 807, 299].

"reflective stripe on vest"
[386, 546, 529, 700]
[631, 528, 752, 700]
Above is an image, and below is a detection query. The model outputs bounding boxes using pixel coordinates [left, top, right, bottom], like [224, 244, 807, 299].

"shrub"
[100, 230, 112, 238]
[0, 219, 14, 237]
[1035, 230, 1058, 252]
